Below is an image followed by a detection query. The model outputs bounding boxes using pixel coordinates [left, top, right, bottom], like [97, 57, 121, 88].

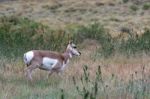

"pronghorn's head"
[66, 41, 81, 57]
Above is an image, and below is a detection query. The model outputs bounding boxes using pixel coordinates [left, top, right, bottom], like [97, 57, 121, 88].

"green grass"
[0, 15, 150, 58]
[0, 58, 149, 99]
[0, 16, 150, 99]
[0, 15, 68, 58]
[71, 65, 150, 99]
[0, 1, 150, 98]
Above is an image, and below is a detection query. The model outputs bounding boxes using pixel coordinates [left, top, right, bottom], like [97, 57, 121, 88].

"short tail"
[23, 51, 34, 66]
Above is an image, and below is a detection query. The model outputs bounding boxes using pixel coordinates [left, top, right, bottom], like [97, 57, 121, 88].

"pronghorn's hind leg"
[47, 62, 62, 79]
[24, 62, 40, 81]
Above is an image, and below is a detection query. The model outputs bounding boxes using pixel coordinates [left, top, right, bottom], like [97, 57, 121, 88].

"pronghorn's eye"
[73, 46, 77, 48]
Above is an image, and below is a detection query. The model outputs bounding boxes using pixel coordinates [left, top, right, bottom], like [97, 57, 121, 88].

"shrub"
[0, 15, 150, 58]
[142, 3, 150, 10]
[72, 23, 107, 41]
[72, 23, 114, 57]
[122, 0, 129, 3]
[120, 27, 131, 34]
[137, 29, 150, 52]
[70, 64, 149, 99]
[130, 5, 139, 11]
[69, 23, 150, 57]
[0, 15, 68, 57]
[118, 29, 150, 55]
[72, 65, 103, 99]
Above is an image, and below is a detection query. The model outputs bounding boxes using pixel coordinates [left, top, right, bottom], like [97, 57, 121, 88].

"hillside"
[0, 0, 149, 35]
[0, 0, 150, 99]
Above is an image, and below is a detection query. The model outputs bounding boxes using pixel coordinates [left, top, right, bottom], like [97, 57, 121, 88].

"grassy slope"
[0, 0, 150, 99]
[0, 0, 149, 35]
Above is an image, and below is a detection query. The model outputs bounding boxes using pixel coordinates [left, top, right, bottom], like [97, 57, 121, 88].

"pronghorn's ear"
[69, 40, 73, 44]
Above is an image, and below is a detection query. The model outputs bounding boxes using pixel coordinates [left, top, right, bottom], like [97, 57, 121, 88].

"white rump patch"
[24, 51, 34, 65]
[42, 57, 58, 70]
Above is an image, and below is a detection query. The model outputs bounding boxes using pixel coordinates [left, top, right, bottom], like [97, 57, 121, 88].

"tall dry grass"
[0, 42, 150, 99]
[0, 1, 150, 97]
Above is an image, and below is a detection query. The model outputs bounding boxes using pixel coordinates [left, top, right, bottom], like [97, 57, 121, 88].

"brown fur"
[24, 43, 81, 81]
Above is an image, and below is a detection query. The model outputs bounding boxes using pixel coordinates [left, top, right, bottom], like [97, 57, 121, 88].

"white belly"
[41, 57, 58, 70]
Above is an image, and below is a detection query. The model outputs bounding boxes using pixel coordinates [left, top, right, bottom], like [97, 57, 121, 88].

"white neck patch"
[69, 53, 72, 58]
[61, 59, 69, 71]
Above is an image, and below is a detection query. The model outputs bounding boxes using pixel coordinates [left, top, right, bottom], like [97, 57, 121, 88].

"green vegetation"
[0, 15, 68, 57]
[71, 23, 114, 57]
[0, 57, 149, 99]
[0, 15, 149, 98]
[130, 5, 139, 11]
[72, 65, 102, 99]
[122, 0, 129, 3]
[71, 22, 150, 57]
[142, 3, 150, 10]
[0, 0, 150, 98]
[119, 29, 150, 55]
[0, 16, 150, 58]
[69, 65, 149, 99]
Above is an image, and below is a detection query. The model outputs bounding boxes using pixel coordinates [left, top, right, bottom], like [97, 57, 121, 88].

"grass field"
[0, 44, 150, 99]
[0, 0, 150, 99]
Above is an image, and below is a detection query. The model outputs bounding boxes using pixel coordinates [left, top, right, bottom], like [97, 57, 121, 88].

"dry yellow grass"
[0, 40, 150, 98]
[0, 0, 149, 35]
[0, 0, 150, 98]
[64, 40, 150, 81]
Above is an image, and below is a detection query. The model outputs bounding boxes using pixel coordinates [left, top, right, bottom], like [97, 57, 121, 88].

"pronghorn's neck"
[62, 49, 72, 64]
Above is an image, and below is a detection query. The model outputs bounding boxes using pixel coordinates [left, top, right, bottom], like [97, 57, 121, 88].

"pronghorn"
[23, 41, 81, 81]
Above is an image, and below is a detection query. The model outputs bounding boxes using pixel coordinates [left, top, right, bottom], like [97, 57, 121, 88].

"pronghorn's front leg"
[47, 70, 54, 79]
[25, 63, 40, 81]
[47, 62, 62, 78]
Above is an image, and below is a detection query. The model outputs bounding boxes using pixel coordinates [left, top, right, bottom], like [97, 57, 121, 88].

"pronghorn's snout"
[72, 47, 81, 56]
[67, 42, 81, 56]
